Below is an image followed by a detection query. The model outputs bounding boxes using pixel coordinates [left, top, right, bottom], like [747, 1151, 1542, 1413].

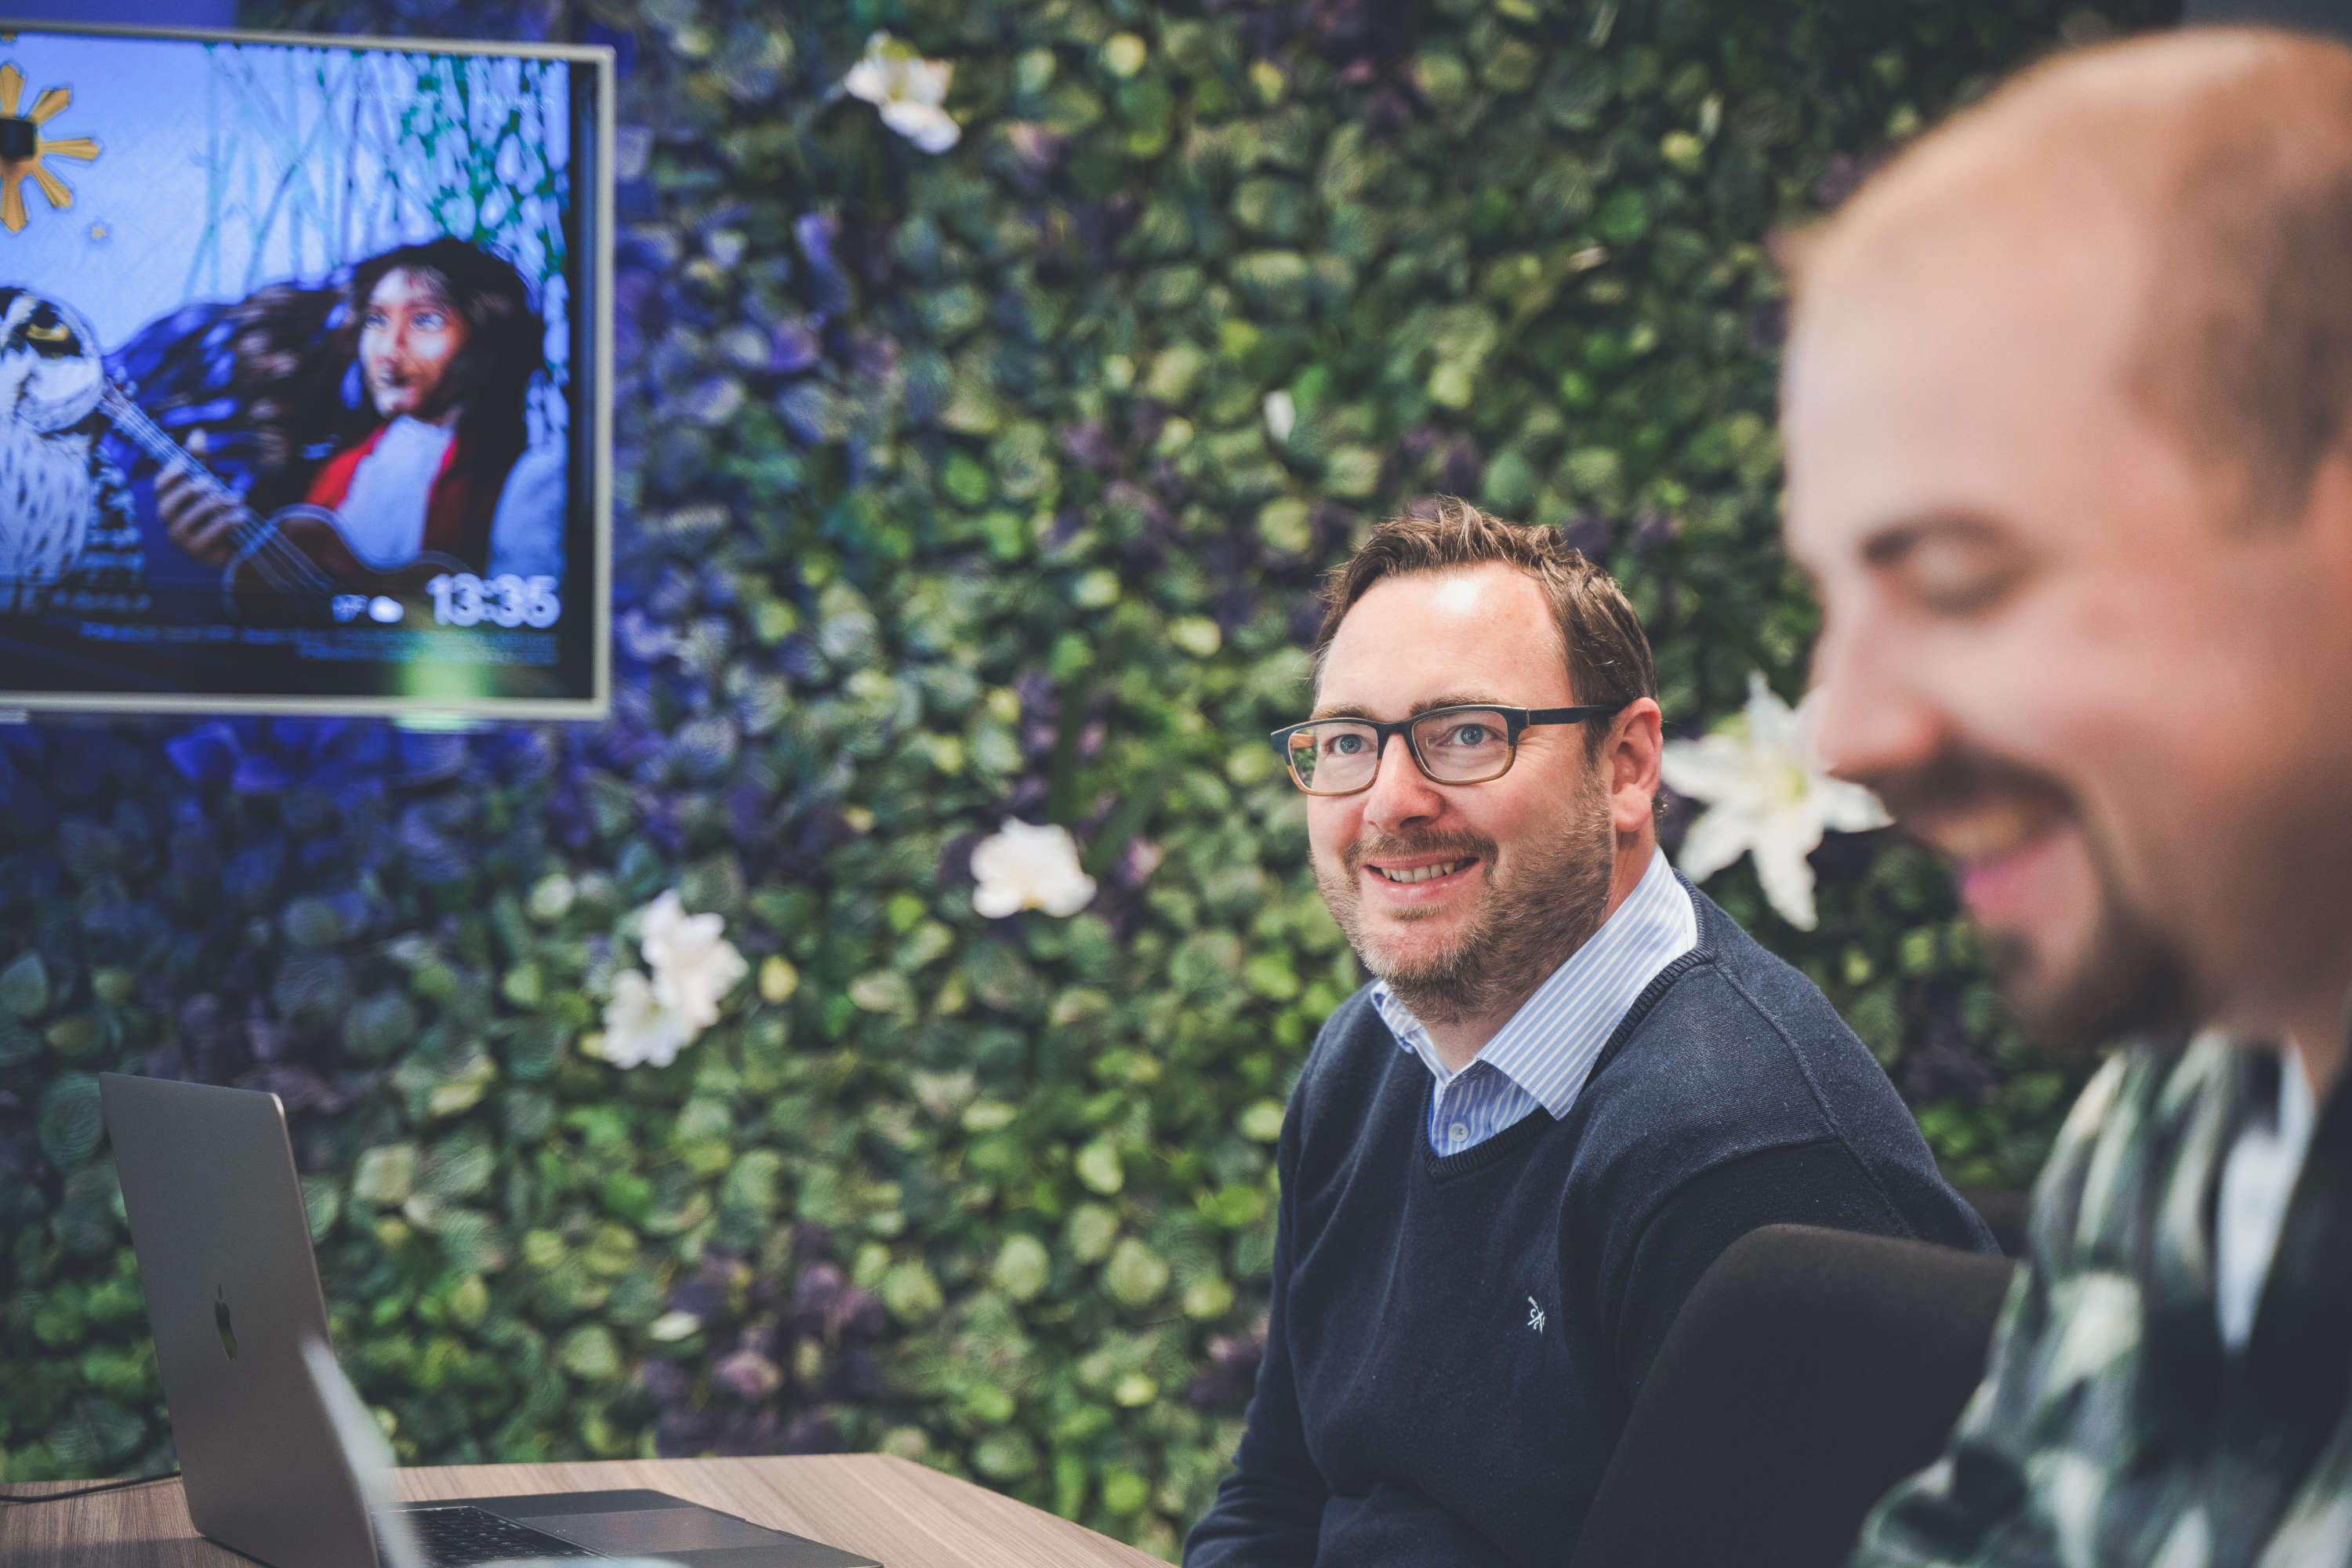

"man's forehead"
[1811, 183, 2140, 340]
[1424, 573, 1493, 616]
[1319, 564, 1568, 703]
[1328, 564, 1548, 645]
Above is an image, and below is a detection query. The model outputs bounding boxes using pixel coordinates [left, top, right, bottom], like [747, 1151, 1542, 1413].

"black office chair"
[1566, 1225, 2016, 1568]
[1956, 1186, 2032, 1259]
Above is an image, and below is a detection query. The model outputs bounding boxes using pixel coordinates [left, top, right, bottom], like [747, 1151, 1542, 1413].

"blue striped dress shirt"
[1371, 847, 1699, 1156]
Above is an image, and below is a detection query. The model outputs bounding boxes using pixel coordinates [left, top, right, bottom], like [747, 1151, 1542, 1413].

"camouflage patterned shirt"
[1855, 1035, 2352, 1568]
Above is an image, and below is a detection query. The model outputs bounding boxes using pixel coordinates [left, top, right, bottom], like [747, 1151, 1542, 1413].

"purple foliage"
[768, 319, 822, 375]
[793, 213, 851, 318]
[641, 1236, 887, 1461]
[1560, 512, 1615, 560]
[713, 1348, 783, 1401]
[1185, 1333, 1266, 1412]
[1059, 423, 1116, 470]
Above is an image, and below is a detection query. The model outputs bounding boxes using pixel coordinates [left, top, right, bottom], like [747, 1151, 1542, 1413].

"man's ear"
[1607, 698, 1664, 837]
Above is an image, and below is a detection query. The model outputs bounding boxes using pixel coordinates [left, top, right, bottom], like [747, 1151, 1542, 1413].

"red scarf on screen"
[303, 422, 508, 573]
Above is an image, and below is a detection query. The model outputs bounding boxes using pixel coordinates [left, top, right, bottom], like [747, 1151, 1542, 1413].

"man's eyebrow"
[1858, 512, 2006, 568]
[1306, 693, 1508, 721]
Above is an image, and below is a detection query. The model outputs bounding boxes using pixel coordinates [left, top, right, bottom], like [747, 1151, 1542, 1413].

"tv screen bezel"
[0, 16, 613, 722]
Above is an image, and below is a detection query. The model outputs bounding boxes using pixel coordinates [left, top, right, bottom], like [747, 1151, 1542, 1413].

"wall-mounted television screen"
[0, 20, 609, 717]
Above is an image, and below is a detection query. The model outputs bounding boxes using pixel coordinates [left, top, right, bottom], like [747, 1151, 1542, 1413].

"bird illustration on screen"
[0, 286, 103, 601]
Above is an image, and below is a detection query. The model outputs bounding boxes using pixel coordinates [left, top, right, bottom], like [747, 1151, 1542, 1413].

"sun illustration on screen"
[0, 63, 100, 235]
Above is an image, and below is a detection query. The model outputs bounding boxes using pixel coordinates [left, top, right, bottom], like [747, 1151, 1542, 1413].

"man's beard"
[1316, 771, 1617, 1029]
[1863, 746, 2193, 1050]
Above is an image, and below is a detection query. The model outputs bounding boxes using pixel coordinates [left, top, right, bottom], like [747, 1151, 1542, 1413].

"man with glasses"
[1186, 501, 1991, 1567]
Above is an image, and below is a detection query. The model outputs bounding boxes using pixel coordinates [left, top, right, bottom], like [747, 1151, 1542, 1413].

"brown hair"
[1312, 497, 1657, 760]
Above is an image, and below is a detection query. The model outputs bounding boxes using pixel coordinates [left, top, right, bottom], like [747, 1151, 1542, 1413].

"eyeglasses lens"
[1287, 723, 1379, 792]
[1412, 709, 1512, 782]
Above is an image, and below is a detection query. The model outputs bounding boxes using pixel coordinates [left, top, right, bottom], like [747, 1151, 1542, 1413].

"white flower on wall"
[597, 968, 697, 1069]
[1262, 390, 1297, 443]
[971, 820, 1098, 918]
[593, 891, 749, 1069]
[843, 32, 961, 154]
[638, 889, 749, 1028]
[1661, 673, 1891, 931]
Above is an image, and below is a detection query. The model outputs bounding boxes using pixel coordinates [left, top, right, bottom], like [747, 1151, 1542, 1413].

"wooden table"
[0, 1454, 1167, 1567]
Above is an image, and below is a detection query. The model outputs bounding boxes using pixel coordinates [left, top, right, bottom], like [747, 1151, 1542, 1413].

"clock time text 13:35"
[425, 573, 562, 629]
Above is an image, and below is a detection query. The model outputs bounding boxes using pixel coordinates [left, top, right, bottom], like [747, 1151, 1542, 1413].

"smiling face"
[1784, 166, 2352, 1050]
[1308, 564, 1628, 1029]
[359, 267, 469, 423]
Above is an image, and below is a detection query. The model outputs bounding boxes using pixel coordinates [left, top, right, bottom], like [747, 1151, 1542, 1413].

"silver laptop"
[100, 1073, 881, 1568]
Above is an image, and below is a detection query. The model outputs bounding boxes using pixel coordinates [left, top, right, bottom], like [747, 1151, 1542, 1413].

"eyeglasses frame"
[1266, 699, 1634, 796]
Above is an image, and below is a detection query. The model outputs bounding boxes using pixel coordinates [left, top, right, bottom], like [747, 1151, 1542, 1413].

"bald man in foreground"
[1781, 27, 2352, 1568]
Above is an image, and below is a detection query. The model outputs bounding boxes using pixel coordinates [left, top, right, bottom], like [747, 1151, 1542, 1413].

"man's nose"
[1807, 611, 1947, 786]
[1360, 732, 1446, 835]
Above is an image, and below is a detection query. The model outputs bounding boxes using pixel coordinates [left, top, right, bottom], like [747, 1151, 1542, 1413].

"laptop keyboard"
[392, 1504, 603, 1564]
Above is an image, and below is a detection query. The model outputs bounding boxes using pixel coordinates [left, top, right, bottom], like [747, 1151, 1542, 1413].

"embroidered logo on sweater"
[1526, 1297, 1547, 1334]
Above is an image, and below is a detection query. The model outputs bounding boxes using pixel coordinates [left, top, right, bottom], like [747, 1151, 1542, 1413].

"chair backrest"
[1955, 1187, 2031, 1259]
[1566, 1225, 2016, 1568]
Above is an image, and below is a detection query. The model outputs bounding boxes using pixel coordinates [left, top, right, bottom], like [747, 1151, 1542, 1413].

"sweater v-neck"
[1417, 942, 1718, 1184]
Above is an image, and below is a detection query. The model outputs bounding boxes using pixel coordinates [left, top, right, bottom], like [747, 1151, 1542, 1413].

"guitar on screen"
[99, 381, 480, 626]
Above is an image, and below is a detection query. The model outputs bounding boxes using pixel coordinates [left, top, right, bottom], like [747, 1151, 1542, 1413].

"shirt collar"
[1371, 846, 1698, 1117]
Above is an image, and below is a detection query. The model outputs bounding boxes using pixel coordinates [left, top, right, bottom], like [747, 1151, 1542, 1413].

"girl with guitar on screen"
[156, 238, 565, 626]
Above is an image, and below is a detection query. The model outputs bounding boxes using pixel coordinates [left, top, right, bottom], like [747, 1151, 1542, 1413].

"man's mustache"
[1846, 744, 2078, 831]
[1341, 829, 1495, 878]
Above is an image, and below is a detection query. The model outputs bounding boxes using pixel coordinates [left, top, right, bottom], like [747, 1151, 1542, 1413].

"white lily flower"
[1661, 672, 1891, 931]
[843, 31, 960, 154]
[638, 889, 749, 1029]
[971, 819, 1098, 918]
[597, 968, 698, 1069]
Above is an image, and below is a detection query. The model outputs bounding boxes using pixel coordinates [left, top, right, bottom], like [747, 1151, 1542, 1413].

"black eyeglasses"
[1267, 701, 1631, 796]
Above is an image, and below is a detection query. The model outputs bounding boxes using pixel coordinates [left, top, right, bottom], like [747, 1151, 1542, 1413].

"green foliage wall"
[3, 0, 2169, 1555]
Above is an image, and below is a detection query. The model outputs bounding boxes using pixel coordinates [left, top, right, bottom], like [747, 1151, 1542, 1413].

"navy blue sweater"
[1185, 884, 1994, 1568]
